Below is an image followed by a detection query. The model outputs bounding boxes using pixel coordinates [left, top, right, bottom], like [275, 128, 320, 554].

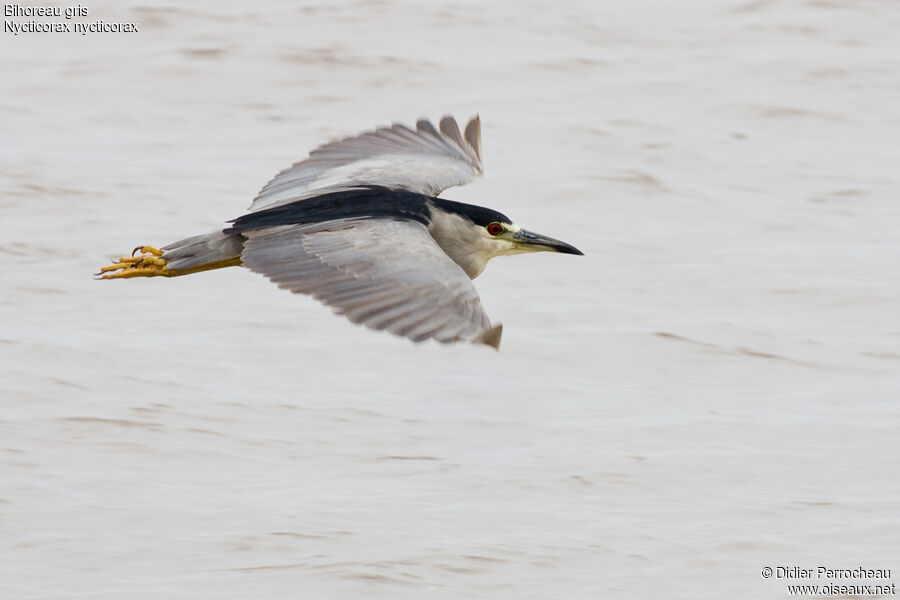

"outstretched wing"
[240, 218, 502, 348]
[249, 116, 483, 212]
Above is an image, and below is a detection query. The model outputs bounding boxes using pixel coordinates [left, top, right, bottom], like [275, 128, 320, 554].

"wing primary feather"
[363, 297, 432, 330]
[416, 119, 441, 138]
[476, 324, 503, 349]
[439, 117, 465, 150]
[346, 295, 429, 328]
[408, 310, 460, 343]
[464, 115, 483, 165]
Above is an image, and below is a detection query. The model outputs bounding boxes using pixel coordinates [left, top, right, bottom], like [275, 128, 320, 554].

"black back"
[226, 185, 511, 234]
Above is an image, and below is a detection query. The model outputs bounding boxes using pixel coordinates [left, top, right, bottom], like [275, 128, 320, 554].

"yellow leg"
[96, 245, 172, 279]
[96, 245, 242, 279]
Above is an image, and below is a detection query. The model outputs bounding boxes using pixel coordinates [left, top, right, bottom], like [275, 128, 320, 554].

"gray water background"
[2, 1, 899, 597]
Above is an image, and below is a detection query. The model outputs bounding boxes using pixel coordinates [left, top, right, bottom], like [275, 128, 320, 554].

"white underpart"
[427, 206, 520, 279]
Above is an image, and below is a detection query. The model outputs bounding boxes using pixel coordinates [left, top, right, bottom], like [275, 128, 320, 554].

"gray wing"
[249, 115, 484, 212]
[240, 218, 502, 348]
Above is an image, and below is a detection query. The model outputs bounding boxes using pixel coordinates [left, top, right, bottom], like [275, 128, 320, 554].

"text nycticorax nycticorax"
[98, 115, 583, 349]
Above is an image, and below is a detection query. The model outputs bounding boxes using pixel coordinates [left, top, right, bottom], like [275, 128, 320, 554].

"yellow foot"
[96, 245, 171, 279]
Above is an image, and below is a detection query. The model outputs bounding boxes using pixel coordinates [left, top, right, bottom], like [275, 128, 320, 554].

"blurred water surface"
[2, 1, 899, 598]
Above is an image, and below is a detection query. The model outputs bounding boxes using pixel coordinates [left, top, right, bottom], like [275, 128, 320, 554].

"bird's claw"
[132, 245, 163, 258]
[96, 245, 169, 279]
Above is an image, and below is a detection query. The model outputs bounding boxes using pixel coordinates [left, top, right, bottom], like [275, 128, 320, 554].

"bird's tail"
[96, 229, 244, 279]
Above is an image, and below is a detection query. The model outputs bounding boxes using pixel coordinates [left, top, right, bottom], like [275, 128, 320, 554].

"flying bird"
[98, 115, 583, 349]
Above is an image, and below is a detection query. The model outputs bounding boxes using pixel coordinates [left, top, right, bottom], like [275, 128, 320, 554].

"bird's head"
[428, 198, 583, 278]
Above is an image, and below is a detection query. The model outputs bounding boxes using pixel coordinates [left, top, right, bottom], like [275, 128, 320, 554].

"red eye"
[487, 222, 503, 236]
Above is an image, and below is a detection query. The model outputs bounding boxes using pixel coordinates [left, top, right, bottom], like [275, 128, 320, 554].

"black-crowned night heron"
[98, 115, 583, 349]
